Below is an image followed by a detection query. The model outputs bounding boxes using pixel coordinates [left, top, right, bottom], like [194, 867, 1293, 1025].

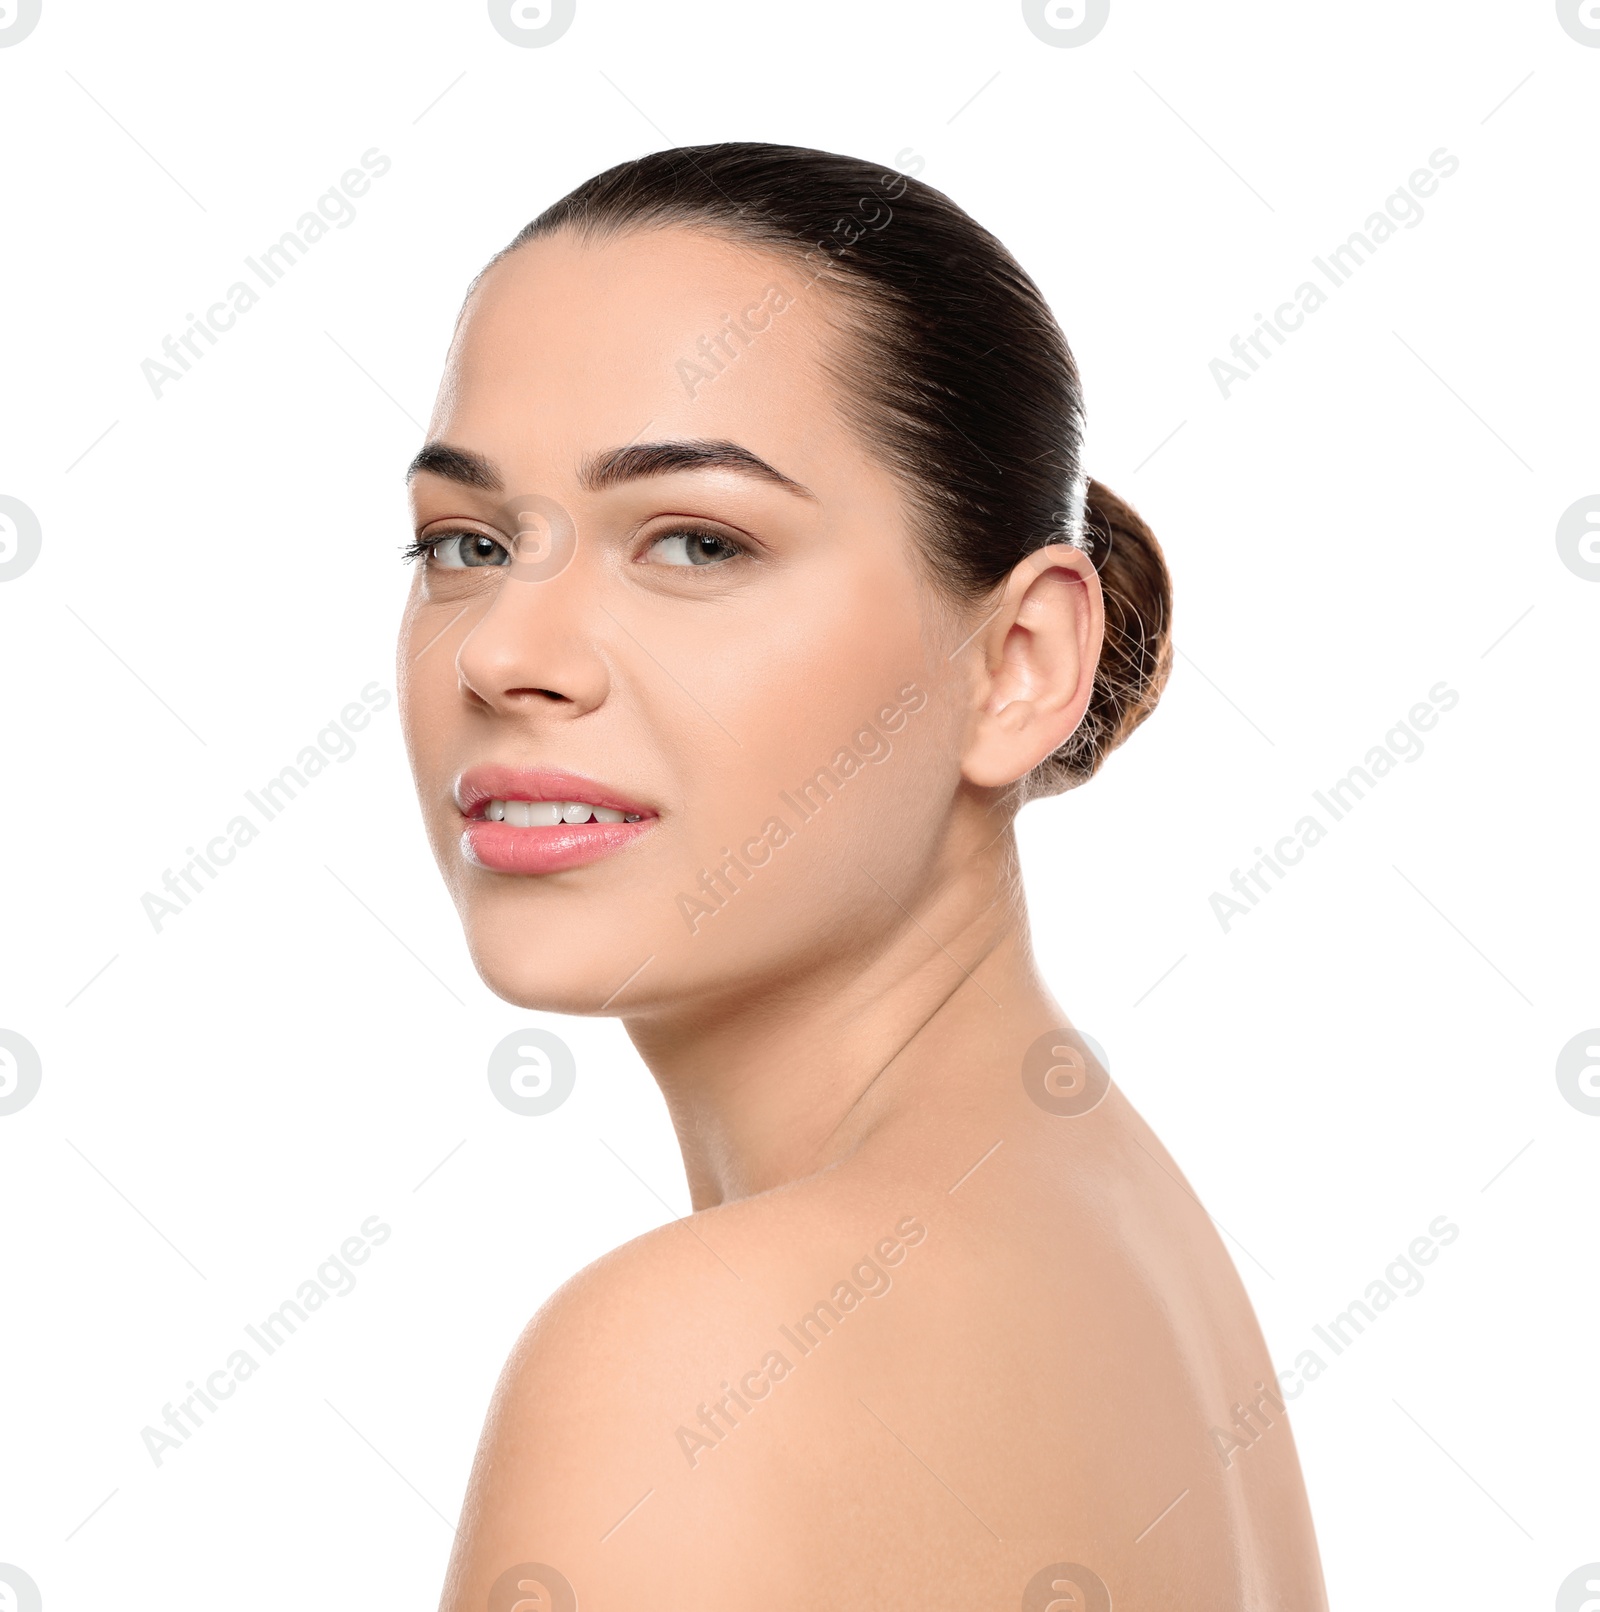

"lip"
[454, 764, 659, 876]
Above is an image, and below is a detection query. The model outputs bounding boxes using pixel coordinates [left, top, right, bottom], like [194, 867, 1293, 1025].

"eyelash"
[399, 524, 752, 566]
[642, 525, 751, 566]
[399, 534, 443, 564]
[398, 528, 510, 567]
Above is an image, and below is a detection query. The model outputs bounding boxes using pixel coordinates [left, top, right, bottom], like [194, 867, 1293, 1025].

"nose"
[454, 550, 610, 719]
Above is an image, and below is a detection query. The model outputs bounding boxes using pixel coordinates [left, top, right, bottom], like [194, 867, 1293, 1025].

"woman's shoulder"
[499, 1175, 944, 1453]
[438, 1119, 1324, 1610]
[438, 1172, 934, 1607]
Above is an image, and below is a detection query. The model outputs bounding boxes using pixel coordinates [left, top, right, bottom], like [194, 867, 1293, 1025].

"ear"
[959, 543, 1104, 790]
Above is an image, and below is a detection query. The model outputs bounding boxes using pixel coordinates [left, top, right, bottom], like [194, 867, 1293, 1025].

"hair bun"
[1038, 479, 1173, 793]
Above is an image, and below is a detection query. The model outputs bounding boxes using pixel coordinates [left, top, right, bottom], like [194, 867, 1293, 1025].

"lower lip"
[460, 816, 657, 875]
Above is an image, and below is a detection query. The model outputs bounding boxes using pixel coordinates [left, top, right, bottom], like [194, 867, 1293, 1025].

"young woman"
[400, 142, 1327, 1611]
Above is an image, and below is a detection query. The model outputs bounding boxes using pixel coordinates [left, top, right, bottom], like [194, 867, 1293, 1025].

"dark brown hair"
[492, 142, 1172, 793]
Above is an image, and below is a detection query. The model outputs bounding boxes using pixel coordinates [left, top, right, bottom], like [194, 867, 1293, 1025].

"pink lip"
[454, 764, 659, 876]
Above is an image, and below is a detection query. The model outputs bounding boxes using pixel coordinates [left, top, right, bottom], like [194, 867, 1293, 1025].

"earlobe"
[960, 544, 1104, 791]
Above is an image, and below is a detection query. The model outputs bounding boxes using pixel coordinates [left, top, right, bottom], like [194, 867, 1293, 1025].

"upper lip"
[454, 764, 657, 821]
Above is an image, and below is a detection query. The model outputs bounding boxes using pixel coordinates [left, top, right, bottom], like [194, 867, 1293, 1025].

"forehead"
[432, 225, 858, 486]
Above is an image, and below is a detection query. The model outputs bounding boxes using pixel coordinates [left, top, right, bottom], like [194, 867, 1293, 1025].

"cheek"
[703, 582, 921, 787]
[666, 589, 958, 942]
[755, 536, 927, 702]
[397, 596, 467, 799]
[676, 714, 953, 966]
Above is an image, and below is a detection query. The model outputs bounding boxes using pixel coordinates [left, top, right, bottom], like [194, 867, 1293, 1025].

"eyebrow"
[405, 441, 502, 491]
[405, 438, 817, 500]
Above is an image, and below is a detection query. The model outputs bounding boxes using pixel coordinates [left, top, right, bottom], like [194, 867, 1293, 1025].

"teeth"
[484, 798, 640, 827]
[506, 800, 562, 827]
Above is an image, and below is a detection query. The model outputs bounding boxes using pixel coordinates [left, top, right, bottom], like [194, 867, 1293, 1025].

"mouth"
[482, 799, 645, 826]
[454, 765, 659, 876]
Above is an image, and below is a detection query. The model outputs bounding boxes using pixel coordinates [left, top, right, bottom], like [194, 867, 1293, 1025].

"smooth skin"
[400, 224, 1327, 1610]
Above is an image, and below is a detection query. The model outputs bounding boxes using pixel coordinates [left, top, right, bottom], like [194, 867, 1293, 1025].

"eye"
[424, 530, 512, 569]
[645, 528, 745, 567]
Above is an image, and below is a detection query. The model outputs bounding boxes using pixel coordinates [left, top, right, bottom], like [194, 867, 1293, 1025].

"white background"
[1, 1, 1596, 1607]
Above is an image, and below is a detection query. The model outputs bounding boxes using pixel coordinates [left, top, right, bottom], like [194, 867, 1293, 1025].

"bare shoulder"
[436, 1111, 1327, 1611]
[437, 1175, 935, 1611]
[493, 1170, 930, 1408]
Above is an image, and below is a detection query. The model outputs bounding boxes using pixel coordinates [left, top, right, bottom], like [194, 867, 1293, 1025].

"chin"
[456, 902, 658, 1016]
[465, 943, 613, 1015]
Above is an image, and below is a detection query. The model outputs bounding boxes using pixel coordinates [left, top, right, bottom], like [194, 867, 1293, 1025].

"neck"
[622, 830, 1062, 1210]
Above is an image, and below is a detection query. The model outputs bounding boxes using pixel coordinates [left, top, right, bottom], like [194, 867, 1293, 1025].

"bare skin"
[400, 225, 1327, 1610]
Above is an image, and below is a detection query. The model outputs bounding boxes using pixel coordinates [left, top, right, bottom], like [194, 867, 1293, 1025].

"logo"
[487, 1561, 577, 1612]
[0, 496, 41, 581]
[1556, 1030, 1600, 1115]
[1021, 1027, 1110, 1117]
[487, 1028, 576, 1116]
[500, 492, 577, 584]
[1556, 0, 1600, 46]
[0, 1, 42, 47]
[1022, 0, 1110, 48]
[1556, 495, 1600, 580]
[1021, 1560, 1112, 1612]
[0, 1031, 42, 1117]
[488, 0, 575, 47]
[0, 1564, 43, 1612]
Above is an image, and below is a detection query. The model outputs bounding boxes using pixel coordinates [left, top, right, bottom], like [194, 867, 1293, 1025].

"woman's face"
[399, 225, 981, 1015]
